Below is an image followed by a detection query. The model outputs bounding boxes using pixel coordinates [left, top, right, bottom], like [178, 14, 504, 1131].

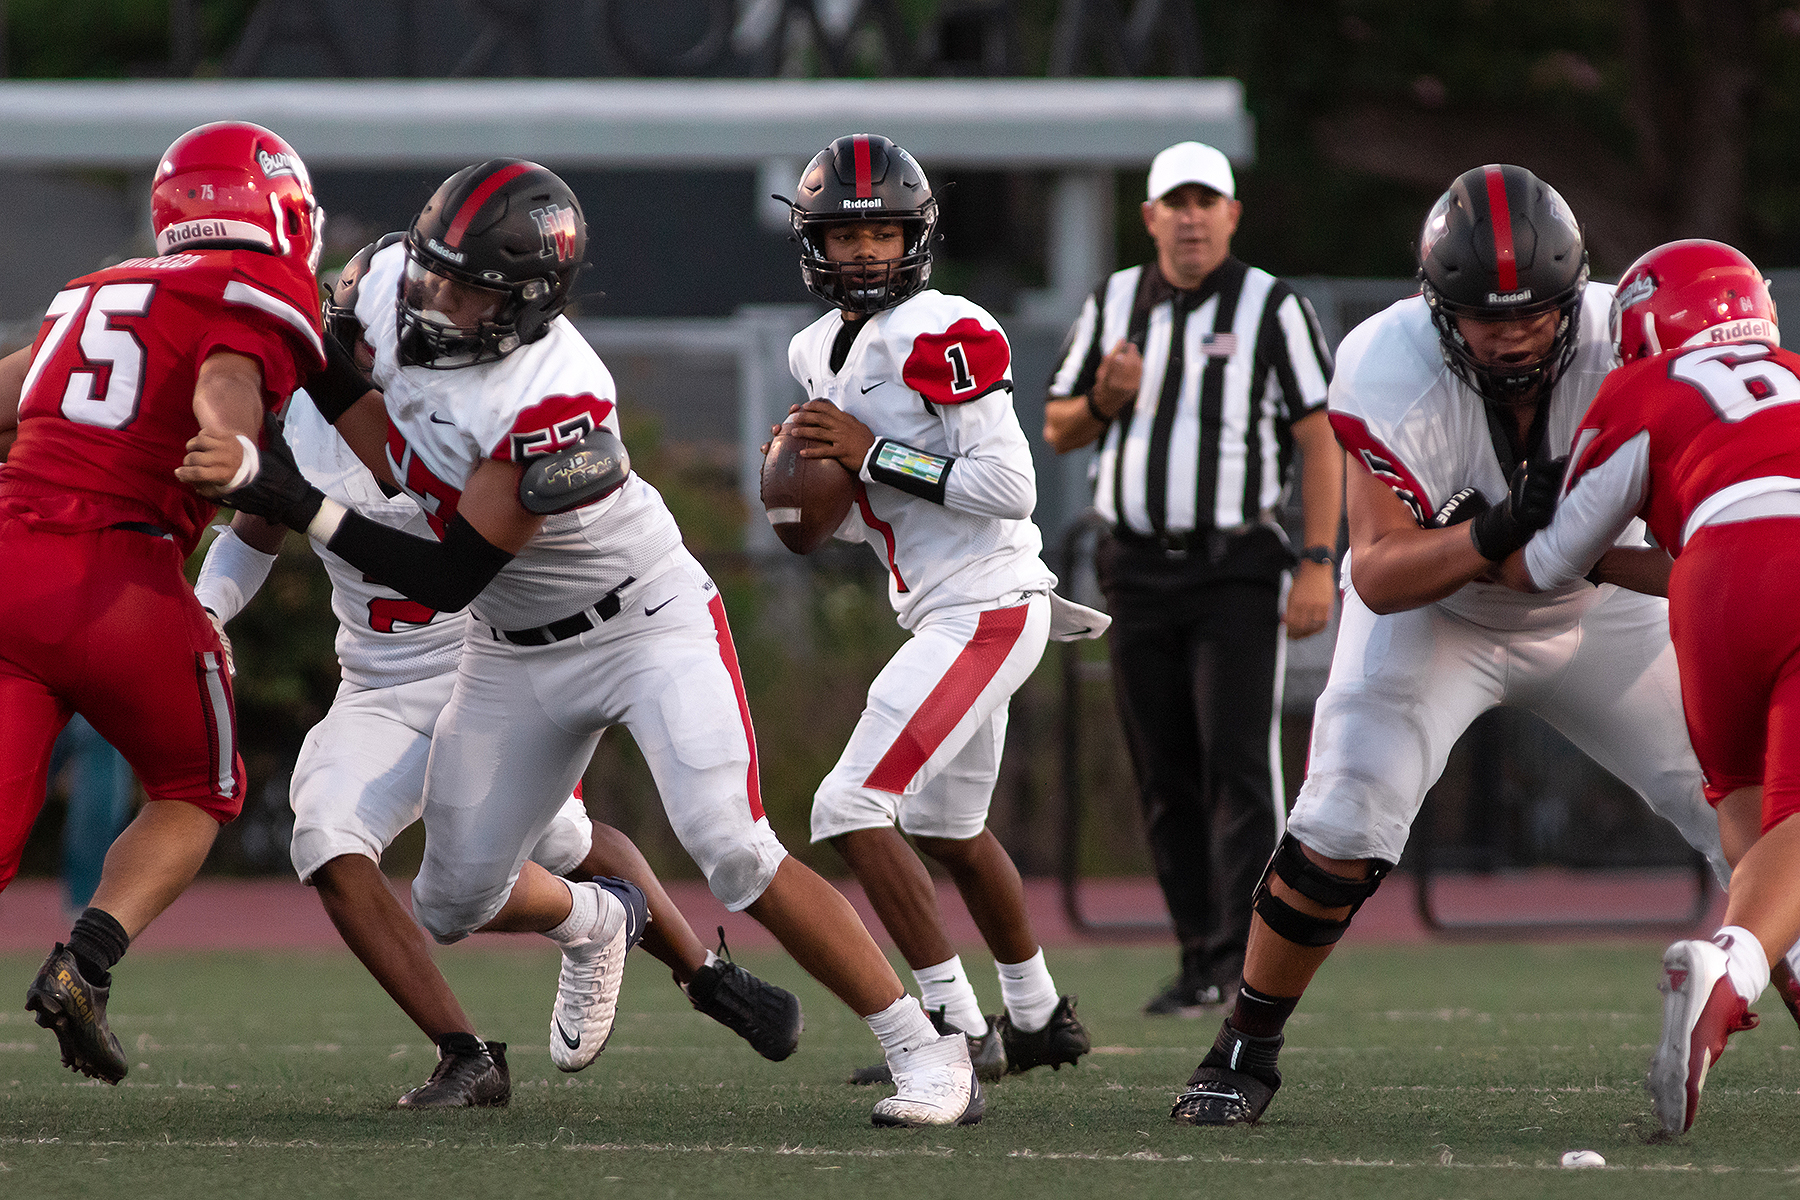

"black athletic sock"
[66, 907, 130, 988]
[437, 1031, 485, 1059]
[1229, 982, 1300, 1039]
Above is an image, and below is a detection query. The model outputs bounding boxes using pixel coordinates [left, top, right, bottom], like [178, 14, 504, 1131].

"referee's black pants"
[1099, 534, 1287, 991]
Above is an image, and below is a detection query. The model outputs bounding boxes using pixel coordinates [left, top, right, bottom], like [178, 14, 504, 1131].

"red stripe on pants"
[707, 594, 765, 821]
[864, 604, 1029, 794]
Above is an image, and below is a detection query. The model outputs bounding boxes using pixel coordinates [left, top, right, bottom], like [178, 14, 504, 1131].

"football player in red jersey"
[1504, 239, 1800, 1134]
[0, 121, 325, 1083]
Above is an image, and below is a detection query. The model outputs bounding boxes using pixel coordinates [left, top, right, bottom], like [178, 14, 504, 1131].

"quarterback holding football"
[768, 134, 1109, 1091]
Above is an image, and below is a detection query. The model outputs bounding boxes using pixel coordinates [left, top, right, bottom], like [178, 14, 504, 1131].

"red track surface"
[0, 870, 1724, 954]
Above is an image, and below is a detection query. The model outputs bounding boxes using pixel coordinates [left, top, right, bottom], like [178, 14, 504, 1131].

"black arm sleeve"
[324, 510, 514, 613]
[305, 330, 375, 424]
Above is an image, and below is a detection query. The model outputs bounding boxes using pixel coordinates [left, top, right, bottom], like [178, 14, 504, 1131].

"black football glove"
[1431, 486, 1490, 528]
[1468, 456, 1567, 561]
[222, 414, 327, 531]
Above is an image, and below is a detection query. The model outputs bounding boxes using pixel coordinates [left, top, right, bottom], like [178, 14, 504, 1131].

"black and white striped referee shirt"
[1048, 257, 1333, 536]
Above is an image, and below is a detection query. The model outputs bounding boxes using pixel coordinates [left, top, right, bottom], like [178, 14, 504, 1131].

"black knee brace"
[1251, 833, 1391, 947]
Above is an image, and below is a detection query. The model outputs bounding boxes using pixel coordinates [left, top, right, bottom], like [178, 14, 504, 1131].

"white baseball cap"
[1146, 141, 1235, 202]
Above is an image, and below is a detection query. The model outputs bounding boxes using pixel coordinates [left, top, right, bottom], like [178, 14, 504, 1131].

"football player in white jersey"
[771, 135, 1110, 1084]
[188, 160, 982, 1126]
[1168, 165, 1729, 1127]
[193, 239, 803, 1106]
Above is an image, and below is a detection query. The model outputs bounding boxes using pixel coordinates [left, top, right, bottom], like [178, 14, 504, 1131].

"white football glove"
[203, 607, 236, 678]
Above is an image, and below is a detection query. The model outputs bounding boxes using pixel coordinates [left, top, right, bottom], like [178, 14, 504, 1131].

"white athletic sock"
[996, 948, 1059, 1033]
[1714, 925, 1771, 1003]
[1785, 939, 1800, 981]
[866, 994, 938, 1057]
[912, 955, 986, 1035]
[543, 879, 596, 948]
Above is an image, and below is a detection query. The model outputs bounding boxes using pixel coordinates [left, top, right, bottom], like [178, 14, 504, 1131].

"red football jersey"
[1, 249, 323, 556]
[1567, 339, 1800, 552]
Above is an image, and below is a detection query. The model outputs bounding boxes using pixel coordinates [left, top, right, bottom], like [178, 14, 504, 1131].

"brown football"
[760, 418, 856, 554]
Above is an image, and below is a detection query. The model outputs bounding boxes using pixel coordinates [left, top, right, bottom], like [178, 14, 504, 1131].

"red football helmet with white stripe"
[150, 121, 323, 273]
[787, 134, 938, 313]
[1610, 239, 1779, 364]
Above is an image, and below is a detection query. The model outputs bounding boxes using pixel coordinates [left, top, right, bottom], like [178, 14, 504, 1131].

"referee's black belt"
[1112, 517, 1275, 562]
[495, 575, 637, 646]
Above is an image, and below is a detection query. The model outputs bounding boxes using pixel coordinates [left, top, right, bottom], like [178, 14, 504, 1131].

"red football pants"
[1669, 516, 1800, 832]
[0, 519, 242, 891]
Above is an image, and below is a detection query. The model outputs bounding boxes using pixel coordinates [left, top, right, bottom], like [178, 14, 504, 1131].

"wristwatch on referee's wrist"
[1298, 544, 1335, 567]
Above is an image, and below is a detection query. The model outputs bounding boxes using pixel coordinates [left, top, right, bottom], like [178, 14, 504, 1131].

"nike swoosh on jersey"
[430, 412, 454, 425]
[861, 381, 884, 393]
[644, 597, 676, 617]
[556, 1019, 581, 1050]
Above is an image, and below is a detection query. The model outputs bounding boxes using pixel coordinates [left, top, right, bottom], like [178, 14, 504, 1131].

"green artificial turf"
[1, 941, 1796, 1198]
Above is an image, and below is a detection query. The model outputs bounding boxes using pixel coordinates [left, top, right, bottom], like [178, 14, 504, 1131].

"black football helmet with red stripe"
[398, 159, 587, 368]
[787, 134, 938, 313]
[1418, 164, 1589, 405]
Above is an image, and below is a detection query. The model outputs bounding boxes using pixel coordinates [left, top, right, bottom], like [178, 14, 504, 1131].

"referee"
[1043, 141, 1343, 1015]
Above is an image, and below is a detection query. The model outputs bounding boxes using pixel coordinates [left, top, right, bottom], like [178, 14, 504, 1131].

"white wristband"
[225, 434, 261, 492]
[306, 496, 348, 544]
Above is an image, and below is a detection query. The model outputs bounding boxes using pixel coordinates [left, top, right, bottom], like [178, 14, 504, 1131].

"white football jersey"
[788, 289, 1055, 628]
[355, 243, 683, 630]
[1328, 282, 1646, 631]
[285, 392, 466, 689]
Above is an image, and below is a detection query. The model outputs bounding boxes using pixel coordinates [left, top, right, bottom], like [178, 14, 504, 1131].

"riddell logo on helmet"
[255, 148, 298, 180]
[1487, 288, 1534, 303]
[1703, 318, 1776, 344]
[840, 198, 882, 209]
[164, 220, 232, 244]
[426, 237, 466, 264]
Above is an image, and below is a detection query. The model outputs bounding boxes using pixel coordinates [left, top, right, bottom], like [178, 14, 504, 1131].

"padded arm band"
[865, 436, 954, 505]
[305, 330, 374, 424]
[322, 509, 513, 613]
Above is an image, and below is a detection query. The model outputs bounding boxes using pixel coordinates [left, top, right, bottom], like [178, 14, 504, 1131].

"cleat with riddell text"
[25, 944, 128, 1084]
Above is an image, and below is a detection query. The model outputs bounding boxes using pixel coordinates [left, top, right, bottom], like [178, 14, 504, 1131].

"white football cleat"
[1647, 938, 1757, 1134]
[550, 878, 647, 1073]
[871, 1032, 984, 1127]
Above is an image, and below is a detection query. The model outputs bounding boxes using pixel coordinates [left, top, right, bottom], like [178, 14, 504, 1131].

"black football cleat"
[396, 1040, 511, 1109]
[25, 943, 129, 1084]
[996, 994, 1091, 1073]
[849, 1009, 1006, 1085]
[1170, 1020, 1283, 1126]
[686, 928, 803, 1062]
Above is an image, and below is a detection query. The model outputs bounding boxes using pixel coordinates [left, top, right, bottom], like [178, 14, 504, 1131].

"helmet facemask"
[1425, 273, 1587, 408]
[794, 210, 936, 313]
